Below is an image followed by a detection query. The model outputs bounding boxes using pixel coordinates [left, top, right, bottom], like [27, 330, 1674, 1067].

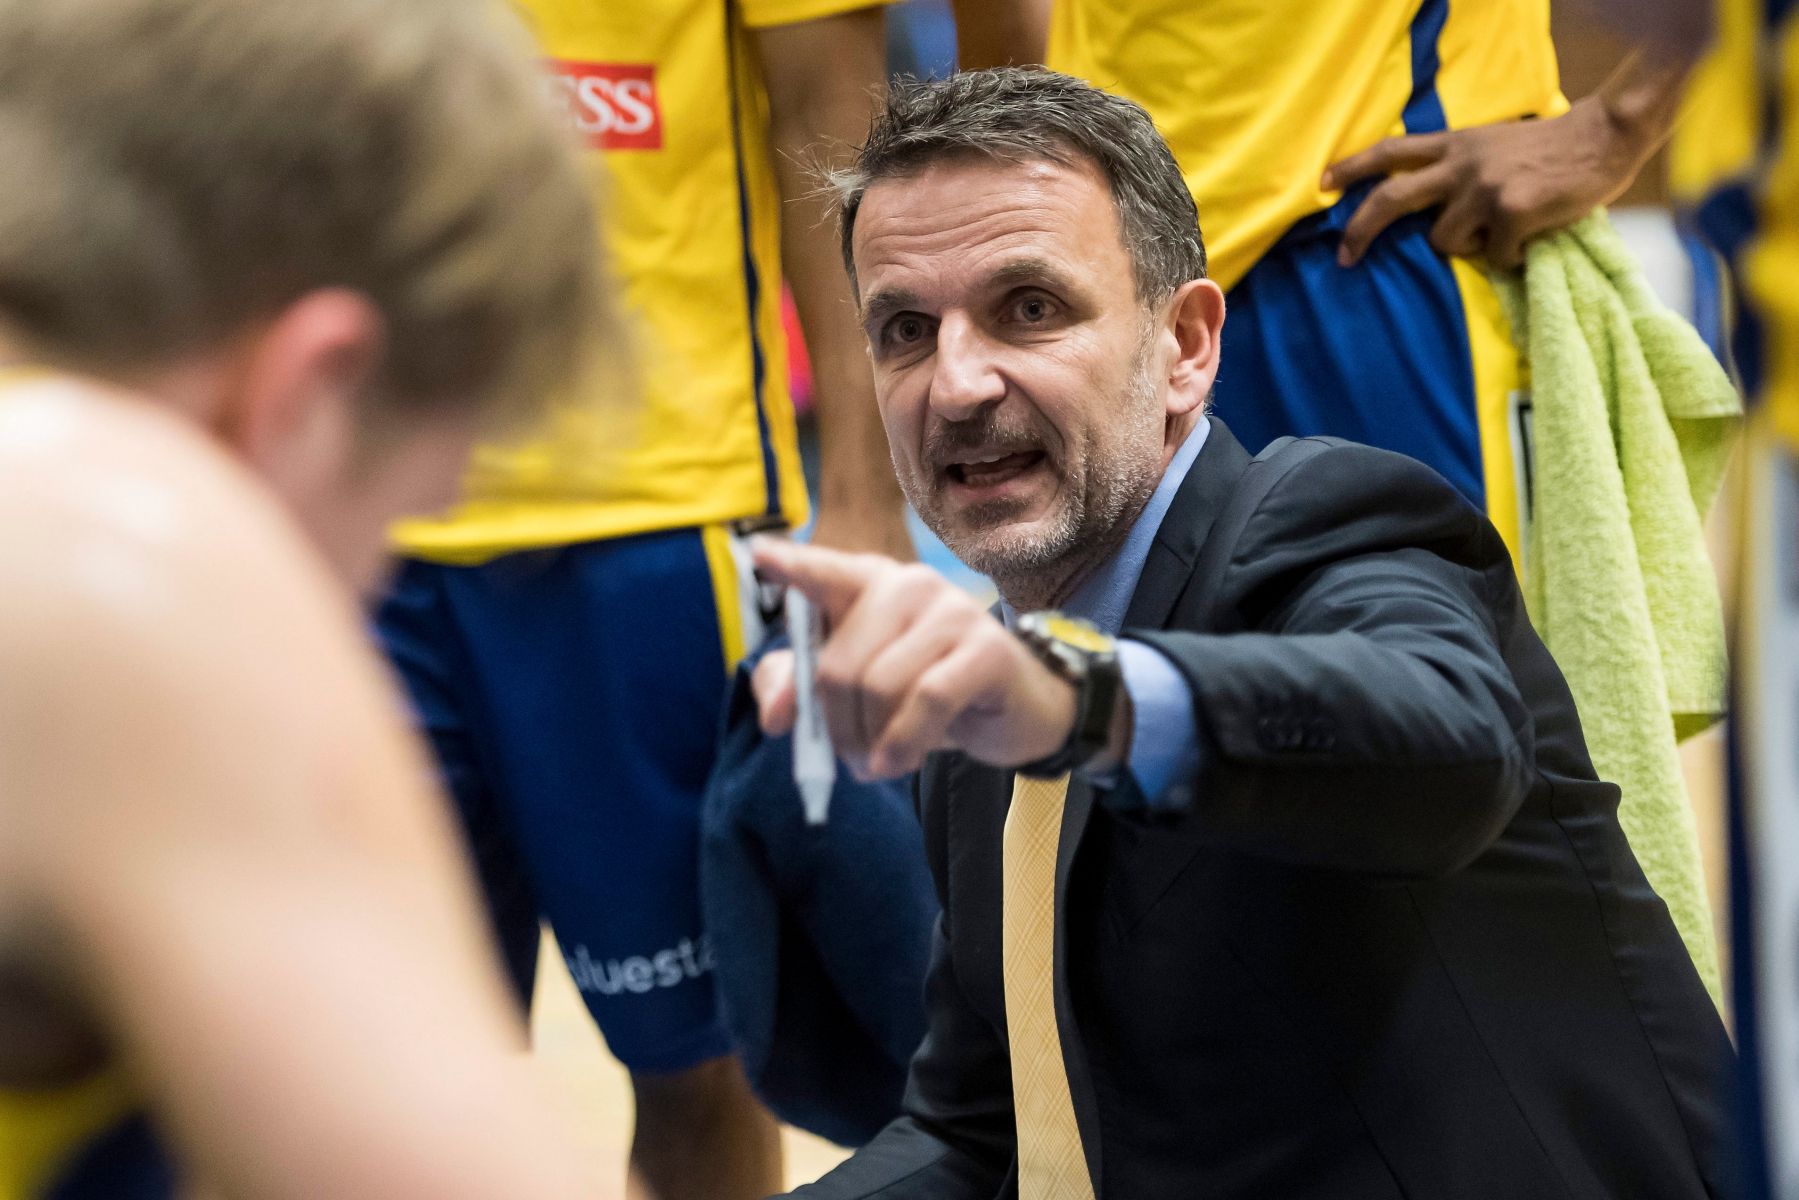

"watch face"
[1042, 614, 1113, 653]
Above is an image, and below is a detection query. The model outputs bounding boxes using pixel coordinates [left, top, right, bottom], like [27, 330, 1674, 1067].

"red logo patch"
[544, 60, 662, 151]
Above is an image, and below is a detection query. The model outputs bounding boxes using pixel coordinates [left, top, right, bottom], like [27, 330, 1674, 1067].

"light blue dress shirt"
[1002, 419, 1206, 808]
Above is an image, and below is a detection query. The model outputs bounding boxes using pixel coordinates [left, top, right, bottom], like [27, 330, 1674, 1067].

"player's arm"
[947, 0, 1050, 70]
[0, 489, 599, 1200]
[754, 8, 915, 560]
[1327, 46, 1697, 269]
[1573, 0, 1709, 61]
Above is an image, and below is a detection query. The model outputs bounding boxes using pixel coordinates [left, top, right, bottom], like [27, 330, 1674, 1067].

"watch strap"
[1016, 645, 1123, 780]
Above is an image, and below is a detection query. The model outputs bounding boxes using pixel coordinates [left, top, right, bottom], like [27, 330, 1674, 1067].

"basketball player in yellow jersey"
[376, 3, 907, 1197]
[1653, 0, 1799, 1186]
[955, 0, 1691, 574]
[0, 0, 614, 1196]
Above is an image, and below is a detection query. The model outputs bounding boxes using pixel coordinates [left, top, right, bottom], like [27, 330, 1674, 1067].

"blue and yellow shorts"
[1, 1068, 170, 1199]
[377, 524, 762, 1074]
[1212, 182, 1528, 572]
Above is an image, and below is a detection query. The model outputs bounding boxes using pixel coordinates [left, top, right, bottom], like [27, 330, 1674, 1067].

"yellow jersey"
[1754, 11, 1799, 448]
[1740, 1, 1799, 450]
[0, 1070, 137, 1200]
[1046, 0, 1567, 292]
[1670, 0, 1799, 449]
[395, 0, 880, 564]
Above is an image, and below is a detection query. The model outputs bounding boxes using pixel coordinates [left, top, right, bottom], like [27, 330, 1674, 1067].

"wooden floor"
[529, 930, 853, 1194]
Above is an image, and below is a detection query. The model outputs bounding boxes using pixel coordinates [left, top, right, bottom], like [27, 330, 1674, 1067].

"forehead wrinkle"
[860, 205, 1072, 264]
[856, 156, 1120, 255]
[857, 184, 1091, 269]
[853, 158, 1131, 323]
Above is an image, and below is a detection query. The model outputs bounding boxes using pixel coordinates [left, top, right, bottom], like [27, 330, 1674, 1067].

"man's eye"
[888, 316, 929, 344]
[1014, 296, 1054, 323]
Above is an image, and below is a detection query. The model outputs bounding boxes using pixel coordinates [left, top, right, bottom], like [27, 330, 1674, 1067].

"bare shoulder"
[0, 378, 435, 912]
[0, 375, 345, 625]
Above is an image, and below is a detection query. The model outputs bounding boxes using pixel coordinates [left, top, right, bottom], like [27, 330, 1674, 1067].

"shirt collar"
[1001, 416, 1210, 634]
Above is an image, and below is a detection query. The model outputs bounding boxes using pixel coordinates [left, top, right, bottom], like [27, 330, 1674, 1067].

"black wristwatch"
[1012, 611, 1123, 779]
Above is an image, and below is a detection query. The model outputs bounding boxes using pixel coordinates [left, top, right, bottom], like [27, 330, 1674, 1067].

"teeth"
[977, 455, 1004, 464]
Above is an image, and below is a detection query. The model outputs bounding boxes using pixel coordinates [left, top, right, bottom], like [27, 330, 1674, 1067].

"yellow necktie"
[1002, 773, 1096, 1200]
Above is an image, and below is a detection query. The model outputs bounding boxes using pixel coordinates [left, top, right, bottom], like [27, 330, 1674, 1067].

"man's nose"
[928, 313, 1006, 422]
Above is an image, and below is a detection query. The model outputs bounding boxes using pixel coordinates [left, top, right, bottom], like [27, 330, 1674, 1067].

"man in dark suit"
[750, 68, 1730, 1199]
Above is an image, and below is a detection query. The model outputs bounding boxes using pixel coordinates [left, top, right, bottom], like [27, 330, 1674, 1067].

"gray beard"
[902, 333, 1165, 612]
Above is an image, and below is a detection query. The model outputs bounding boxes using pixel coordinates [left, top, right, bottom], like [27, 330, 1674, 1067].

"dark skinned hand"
[1324, 50, 1690, 270]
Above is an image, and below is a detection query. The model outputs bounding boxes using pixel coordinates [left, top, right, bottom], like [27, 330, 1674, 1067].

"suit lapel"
[1048, 417, 1253, 1191]
[946, 755, 1012, 1024]
[1055, 416, 1252, 916]
[1120, 416, 1253, 631]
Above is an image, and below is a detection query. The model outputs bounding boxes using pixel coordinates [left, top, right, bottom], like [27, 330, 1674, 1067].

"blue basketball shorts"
[1211, 182, 1530, 566]
[376, 525, 764, 1074]
[1212, 184, 1734, 578]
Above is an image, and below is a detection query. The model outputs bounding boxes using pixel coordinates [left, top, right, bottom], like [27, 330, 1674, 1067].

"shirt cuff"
[1113, 639, 1201, 811]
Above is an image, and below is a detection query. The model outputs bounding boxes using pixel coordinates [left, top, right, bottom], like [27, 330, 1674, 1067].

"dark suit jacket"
[790, 419, 1730, 1200]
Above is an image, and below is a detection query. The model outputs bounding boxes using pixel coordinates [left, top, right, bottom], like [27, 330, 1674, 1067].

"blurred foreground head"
[0, 0, 607, 587]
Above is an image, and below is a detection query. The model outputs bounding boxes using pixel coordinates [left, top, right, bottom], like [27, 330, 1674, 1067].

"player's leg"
[1209, 183, 1540, 583]
[428, 528, 780, 1200]
[375, 559, 543, 1010]
[627, 1054, 781, 1200]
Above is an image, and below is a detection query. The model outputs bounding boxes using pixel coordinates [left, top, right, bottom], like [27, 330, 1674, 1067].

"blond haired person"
[0, 0, 613, 1196]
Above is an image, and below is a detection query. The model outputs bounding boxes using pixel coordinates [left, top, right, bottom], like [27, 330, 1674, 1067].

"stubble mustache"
[920, 406, 1062, 481]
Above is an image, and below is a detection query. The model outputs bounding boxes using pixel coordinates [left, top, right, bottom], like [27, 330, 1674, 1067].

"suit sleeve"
[786, 918, 1016, 1198]
[1128, 445, 1537, 880]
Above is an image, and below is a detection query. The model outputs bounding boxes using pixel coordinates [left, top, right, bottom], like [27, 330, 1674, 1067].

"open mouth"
[945, 450, 1046, 490]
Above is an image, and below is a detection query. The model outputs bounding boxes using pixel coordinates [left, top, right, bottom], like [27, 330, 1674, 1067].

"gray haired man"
[754, 69, 1727, 1199]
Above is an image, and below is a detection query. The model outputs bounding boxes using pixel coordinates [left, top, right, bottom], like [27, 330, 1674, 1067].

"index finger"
[1336, 162, 1454, 266]
[750, 537, 887, 623]
[751, 649, 797, 736]
[1322, 132, 1450, 192]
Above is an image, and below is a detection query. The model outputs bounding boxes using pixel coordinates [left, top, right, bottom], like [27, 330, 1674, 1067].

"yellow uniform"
[1755, 16, 1799, 449]
[1686, 6, 1799, 1181]
[1670, 0, 1799, 447]
[0, 1071, 145, 1200]
[1048, 0, 1566, 566]
[394, 0, 869, 563]
[1048, 0, 1564, 294]
[1752, 14, 1799, 447]
[377, 0, 891, 1080]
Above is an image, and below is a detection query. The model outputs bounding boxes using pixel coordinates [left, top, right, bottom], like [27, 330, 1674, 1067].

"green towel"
[1490, 212, 1741, 1007]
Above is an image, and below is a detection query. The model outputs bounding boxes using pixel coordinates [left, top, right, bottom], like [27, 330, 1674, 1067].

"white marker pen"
[785, 586, 836, 825]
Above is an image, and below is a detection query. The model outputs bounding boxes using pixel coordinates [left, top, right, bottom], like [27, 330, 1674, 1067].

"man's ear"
[222, 288, 387, 483]
[1161, 278, 1226, 418]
